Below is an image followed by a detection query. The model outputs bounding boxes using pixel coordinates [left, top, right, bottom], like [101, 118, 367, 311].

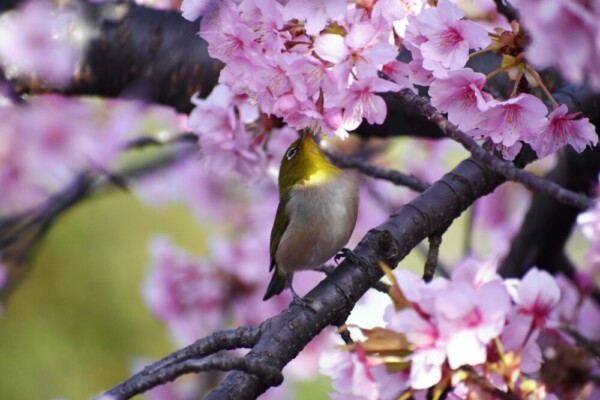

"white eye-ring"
[286, 147, 298, 160]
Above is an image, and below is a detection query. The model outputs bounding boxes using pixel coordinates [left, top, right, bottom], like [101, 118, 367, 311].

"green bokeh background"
[0, 192, 334, 399]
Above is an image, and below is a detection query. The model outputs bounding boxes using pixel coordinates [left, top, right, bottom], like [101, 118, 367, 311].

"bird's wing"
[269, 192, 290, 272]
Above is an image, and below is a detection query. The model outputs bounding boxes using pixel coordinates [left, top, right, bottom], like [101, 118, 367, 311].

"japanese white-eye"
[263, 128, 359, 302]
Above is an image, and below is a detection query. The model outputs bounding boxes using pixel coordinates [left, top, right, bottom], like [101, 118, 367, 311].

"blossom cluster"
[185, 0, 598, 166]
[193, 0, 405, 138]
[322, 260, 600, 399]
[405, 1, 597, 160]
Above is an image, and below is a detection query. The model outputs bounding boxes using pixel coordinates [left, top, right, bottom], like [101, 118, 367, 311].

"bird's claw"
[335, 247, 358, 264]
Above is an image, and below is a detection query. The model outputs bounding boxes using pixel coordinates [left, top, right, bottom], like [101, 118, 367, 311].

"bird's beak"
[299, 129, 309, 143]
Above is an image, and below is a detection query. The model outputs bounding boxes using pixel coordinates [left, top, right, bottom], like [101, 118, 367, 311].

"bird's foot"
[335, 247, 361, 265]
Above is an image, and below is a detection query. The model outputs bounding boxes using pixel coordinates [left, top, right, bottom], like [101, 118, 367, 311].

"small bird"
[263, 128, 359, 304]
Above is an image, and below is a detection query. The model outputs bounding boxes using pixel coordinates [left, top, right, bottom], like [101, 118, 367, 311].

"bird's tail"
[263, 270, 287, 301]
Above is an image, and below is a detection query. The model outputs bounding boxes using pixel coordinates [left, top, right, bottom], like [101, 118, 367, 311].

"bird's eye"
[286, 147, 298, 160]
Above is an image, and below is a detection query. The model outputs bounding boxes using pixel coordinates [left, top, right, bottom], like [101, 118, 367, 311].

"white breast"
[275, 174, 359, 273]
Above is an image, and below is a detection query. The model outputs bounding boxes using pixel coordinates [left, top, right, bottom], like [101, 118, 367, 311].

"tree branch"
[327, 151, 430, 192]
[105, 326, 261, 399]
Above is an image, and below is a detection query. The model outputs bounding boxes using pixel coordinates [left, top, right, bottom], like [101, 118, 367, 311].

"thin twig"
[423, 233, 443, 282]
[327, 152, 430, 193]
[562, 326, 600, 360]
[373, 281, 391, 294]
[338, 328, 354, 345]
[395, 89, 595, 210]
[104, 326, 261, 400]
[416, 244, 450, 278]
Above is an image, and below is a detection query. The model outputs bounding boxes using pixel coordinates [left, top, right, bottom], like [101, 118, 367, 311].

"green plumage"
[263, 198, 289, 300]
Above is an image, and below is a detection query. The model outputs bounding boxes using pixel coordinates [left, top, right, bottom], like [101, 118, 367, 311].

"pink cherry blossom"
[506, 267, 560, 329]
[501, 311, 543, 373]
[344, 22, 400, 77]
[429, 68, 492, 131]
[199, 5, 261, 63]
[451, 256, 501, 289]
[436, 281, 510, 369]
[315, 22, 398, 79]
[552, 275, 600, 341]
[371, 0, 407, 29]
[384, 306, 446, 389]
[198, 0, 404, 138]
[409, 0, 490, 72]
[475, 93, 548, 148]
[313, 33, 349, 64]
[529, 104, 598, 158]
[407, 52, 434, 86]
[335, 76, 401, 131]
[382, 60, 414, 89]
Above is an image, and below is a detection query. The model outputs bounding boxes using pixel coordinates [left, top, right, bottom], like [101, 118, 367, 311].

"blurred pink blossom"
[501, 311, 542, 373]
[510, 0, 600, 86]
[143, 236, 228, 345]
[188, 84, 265, 181]
[451, 256, 501, 289]
[472, 182, 531, 256]
[0, 96, 165, 215]
[0, 0, 77, 85]
[553, 275, 600, 341]
[578, 200, 600, 275]
[320, 345, 380, 400]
